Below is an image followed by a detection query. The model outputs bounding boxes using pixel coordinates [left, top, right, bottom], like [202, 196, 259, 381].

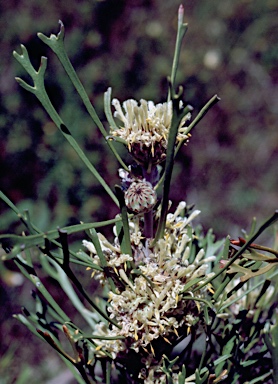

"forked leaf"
[38, 21, 127, 170]
[195, 367, 209, 384]
[178, 365, 187, 384]
[13, 44, 118, 205]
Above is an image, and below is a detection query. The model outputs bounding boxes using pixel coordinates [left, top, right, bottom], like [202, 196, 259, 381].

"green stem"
[14, 255, 71, 323]
[175, 94, 220, 155]
[168, 4, 188, 101]
[89, 228, 117, 293]
[153, 98, 192, 244]
[150, 6, 190, 241]
[154, 94, 220, 193]
[106, 360, 112, 384]
[43, 240, 120, 328]
[115, 186, 133, 257]
[143, 165, 155, 239]
[104, 88, 129, 171]
[0, 190, 121, 262]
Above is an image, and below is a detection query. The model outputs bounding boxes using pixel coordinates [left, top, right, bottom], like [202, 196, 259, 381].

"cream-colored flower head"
[111, 98, 191, 166]
[83, 202, 215, 367]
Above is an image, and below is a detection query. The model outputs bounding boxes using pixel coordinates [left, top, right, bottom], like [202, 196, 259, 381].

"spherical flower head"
[124, 180, 157, 214]
[111, 98, 191, 166]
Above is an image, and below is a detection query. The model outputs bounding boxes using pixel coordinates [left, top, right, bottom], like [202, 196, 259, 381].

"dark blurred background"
[0, 0, 277, 382]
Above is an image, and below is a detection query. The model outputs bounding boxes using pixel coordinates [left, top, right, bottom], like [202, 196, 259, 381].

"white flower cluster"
[110, 98, 191, 163]
[83, 202, 216, 382]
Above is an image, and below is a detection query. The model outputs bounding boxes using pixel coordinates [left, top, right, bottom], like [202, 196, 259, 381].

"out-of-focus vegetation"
[0, 0, 277, 382]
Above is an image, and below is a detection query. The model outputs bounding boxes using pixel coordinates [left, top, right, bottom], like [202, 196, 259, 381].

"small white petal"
[82, 240, 96, 254]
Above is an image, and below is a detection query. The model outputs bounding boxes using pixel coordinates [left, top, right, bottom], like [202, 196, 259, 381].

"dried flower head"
[110, 98, 191, 166]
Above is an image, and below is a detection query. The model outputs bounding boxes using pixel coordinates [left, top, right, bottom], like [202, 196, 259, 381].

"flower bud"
[124, 180, 157, 213]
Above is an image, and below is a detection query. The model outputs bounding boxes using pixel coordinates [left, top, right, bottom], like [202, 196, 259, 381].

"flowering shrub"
[1, 5, 278, 384]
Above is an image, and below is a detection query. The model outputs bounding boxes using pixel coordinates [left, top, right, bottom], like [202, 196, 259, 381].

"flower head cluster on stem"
[83, 202, 216, 381]
[110, 98, 191, 166]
